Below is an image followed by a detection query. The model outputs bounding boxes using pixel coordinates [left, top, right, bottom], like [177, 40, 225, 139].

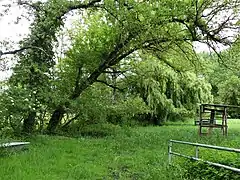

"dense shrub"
[64, 123, 123, 138]
[184, 160, 240, 180]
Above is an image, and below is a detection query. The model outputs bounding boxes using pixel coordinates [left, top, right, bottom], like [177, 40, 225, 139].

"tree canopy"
[0, 0, 240, 135]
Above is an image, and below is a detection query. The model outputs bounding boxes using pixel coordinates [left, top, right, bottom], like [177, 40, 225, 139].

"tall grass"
[0, 120, 240, 179]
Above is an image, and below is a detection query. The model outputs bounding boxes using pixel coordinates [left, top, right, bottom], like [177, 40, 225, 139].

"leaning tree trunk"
[22, 111, 37, 134]
[46, 42, 127, 133]
[46, 106, 65, 134]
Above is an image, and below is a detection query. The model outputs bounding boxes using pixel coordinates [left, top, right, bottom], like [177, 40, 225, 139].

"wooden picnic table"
[198, 104, 240, 136]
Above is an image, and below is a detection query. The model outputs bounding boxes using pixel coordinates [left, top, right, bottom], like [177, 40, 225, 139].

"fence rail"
[0, 142, 30, 148]
[168, 139, 240, 173]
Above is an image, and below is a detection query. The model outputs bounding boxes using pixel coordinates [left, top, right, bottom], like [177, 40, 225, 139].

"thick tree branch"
[73, 67, 82, 94]
[61, 113, 80, 129]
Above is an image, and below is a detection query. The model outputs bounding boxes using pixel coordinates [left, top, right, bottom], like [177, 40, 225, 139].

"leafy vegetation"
[184, 160, 240, 180]
[0, 0, 240, 179]
[0, 121, 240, 179]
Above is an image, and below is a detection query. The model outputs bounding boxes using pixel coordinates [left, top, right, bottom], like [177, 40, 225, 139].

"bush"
[184, 160, 240, 180]
[64, 123, 122, 138]
[79, 123, 122, 137]
[0, 127, 14, 139]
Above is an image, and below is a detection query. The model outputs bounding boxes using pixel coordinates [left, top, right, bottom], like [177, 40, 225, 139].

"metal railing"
[168, 139, 240, 173]
[0, 142, 30, 148]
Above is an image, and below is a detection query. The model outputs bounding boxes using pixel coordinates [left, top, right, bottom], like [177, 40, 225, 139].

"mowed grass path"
[1, 120, 240, 180]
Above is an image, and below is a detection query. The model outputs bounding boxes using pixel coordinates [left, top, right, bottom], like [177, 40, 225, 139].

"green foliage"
[218, 75, 240, 106]
[0, 87, 31, 133]
[0, 127, 14, 139]
[106, 97, 151, 125]
[198, 38, 240, 106]
[128, 56, 213, 123]
[0, 84, 48, 135]
[184, 160, 240, 180]
[63, 83, 150, 128]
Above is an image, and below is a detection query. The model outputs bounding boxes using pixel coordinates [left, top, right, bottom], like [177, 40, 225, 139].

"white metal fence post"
[168, 140, 172, 164]
[195, 146, 199, 158]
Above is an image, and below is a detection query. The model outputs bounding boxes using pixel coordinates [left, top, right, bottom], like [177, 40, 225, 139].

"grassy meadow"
[1, 120, 240, 179]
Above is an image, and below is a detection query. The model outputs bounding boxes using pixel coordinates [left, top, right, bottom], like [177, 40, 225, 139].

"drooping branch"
[96, 79, 124, 92]
[103, 69, 129, 74]
[170, 0, 240, 48]
[65, 0, 101, 12]
[17, 0, 42, 11]
[0, 46, 51, 58]
[154, 52, 181, 73]
[0, 47, 28, 57]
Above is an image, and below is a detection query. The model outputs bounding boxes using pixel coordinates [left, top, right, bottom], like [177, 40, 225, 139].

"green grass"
[1, 120, 240, 180]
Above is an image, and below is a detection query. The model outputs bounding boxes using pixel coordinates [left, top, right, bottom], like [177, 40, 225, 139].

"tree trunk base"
[22, 111, 36, 135]
[46, 106, 65, 134]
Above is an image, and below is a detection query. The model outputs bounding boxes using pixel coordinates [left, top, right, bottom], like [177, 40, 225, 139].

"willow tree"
[122, 52, 213, 125]
[46, 0, 240, 133]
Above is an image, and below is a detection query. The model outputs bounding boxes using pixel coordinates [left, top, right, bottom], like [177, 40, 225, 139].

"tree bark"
[22, 111, 37, 134]
[46, 106, 65, 134]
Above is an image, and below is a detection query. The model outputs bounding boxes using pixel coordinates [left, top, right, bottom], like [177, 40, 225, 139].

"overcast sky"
[0, 0, 232, 80]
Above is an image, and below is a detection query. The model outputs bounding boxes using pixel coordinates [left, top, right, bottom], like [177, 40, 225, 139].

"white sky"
[0, 0, 235, 80]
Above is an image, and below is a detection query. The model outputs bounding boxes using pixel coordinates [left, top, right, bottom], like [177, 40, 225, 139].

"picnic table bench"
[197, 104, 240, 136]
